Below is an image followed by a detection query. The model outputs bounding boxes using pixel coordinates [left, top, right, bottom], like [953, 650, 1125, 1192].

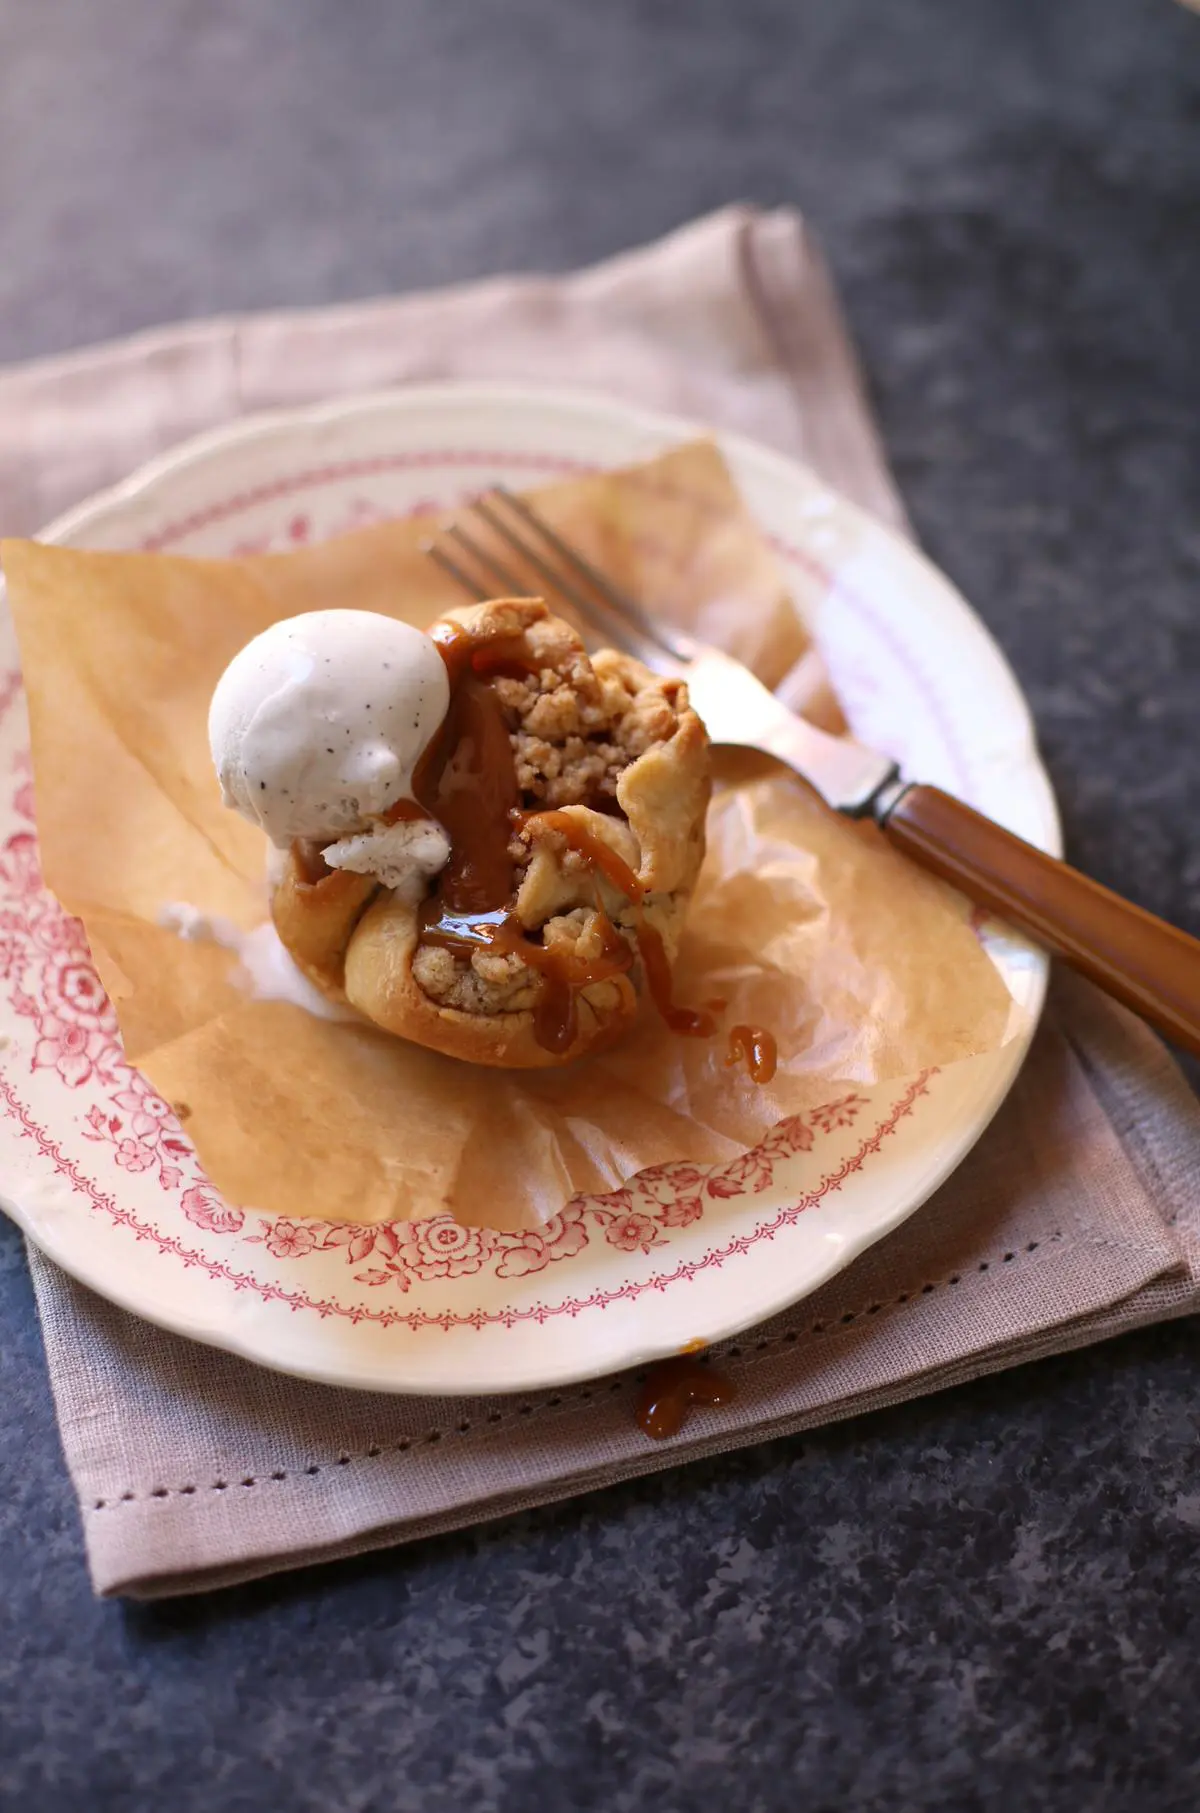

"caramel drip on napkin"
[637, 1354, 736, 1440]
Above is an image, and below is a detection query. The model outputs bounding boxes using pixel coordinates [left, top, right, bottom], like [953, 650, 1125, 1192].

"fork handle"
[879, 783, 1200, 1056]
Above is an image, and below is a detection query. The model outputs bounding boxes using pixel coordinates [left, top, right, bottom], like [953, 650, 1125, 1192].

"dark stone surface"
[2, 0, 1199, 1806]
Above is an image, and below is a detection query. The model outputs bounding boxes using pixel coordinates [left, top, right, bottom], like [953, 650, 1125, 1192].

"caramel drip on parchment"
[725, 1024, 778, 1084]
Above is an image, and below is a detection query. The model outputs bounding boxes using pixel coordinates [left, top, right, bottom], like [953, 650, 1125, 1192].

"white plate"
[0, 384, 1058, 1396]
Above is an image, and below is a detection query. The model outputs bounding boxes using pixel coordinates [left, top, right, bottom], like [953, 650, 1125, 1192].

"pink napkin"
[3, 207, 1198, 1598]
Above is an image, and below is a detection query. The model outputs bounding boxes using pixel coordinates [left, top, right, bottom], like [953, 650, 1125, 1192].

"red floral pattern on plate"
[0, 439, 993, 1349]
[0, 683, 897, 1315]
[0, 683, 934, 1330]
[0, 1055, 933, 1332]
[180, 1183, 245, 1236]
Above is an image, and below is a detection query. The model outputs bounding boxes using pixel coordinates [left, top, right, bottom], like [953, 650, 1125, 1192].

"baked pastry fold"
[270, 598, 711, 1068]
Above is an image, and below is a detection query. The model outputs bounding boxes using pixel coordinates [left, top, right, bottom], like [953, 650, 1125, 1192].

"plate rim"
[39, 378, 1061, 850]
[1, 379, 1056, 1395]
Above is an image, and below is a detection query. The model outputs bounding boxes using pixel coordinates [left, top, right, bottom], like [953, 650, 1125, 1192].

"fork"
[424, 487, 1200, 1057]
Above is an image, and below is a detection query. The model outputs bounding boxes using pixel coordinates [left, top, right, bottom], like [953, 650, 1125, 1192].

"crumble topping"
[408, 599, 706, 1020]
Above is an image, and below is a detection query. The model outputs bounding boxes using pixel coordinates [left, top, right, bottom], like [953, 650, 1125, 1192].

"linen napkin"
[3, 207, 1198, 1599]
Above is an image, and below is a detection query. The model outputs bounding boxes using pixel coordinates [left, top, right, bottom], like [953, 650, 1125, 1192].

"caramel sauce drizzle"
[408, 622, 643, 1053]
[407, 622, 539, 914]
[292, 839, 333, 885]
[724, 1024, 778, 1084]
[408, 622, 724, 1054]
[636, 1354, 736, 1440]
[429, 619, 542, 686]
[634, 920, 719, 1038]
[513, 808, 645, 904]
[423, 675, 519, 914]
[381, 797, 433, 826]
[512, 808, 718, 1037]
[421, 903, 634, 1055]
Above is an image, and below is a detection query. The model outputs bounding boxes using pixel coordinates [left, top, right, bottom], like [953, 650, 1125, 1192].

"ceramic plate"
[0, 384, 1058, 1395]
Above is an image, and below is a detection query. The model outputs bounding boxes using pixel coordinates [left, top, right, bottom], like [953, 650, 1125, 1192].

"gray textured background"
[2, 0, 1200, 1808]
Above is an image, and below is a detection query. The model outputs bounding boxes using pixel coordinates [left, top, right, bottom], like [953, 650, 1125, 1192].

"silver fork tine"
[491, 487, 697, 667]
[423, 540, 490, 600]
[445, 521, 530, 599]
[422, 520, 533, 602]
[467, 495, 628, 648]
[469, 493, 671, 673]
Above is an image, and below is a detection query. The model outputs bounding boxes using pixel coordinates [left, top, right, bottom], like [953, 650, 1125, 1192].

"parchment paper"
[1, 441, 1015, 1230]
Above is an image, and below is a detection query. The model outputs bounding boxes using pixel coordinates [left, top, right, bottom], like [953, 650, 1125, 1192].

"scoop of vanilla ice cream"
[323, 818, 452, 905]
[209, 610, 449, 846]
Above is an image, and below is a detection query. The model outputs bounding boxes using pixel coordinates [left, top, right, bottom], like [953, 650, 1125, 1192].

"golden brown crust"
[269, 598, 710, 1068]
[343, 889, 640, 1069]
[270, 858, 377, 1002]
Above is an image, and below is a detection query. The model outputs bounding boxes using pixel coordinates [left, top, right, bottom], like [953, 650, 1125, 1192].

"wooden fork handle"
[880, 783, 1200, 1056]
